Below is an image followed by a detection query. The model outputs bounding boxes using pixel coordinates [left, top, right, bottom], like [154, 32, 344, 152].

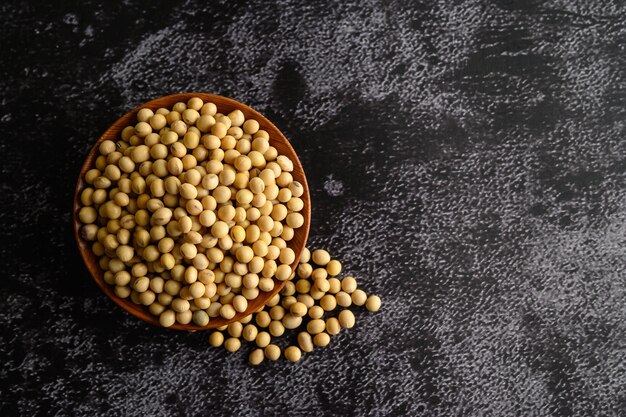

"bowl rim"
[73, 92, 311, 330]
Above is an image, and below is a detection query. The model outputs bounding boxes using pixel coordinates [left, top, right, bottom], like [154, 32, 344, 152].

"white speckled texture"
[2, 0, 626, 416]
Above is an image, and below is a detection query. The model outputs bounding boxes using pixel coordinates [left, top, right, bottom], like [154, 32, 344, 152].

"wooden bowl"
[73, 93, 311, 330]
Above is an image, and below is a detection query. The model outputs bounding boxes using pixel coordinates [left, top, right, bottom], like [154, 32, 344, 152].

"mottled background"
[2, 0, 626, 416]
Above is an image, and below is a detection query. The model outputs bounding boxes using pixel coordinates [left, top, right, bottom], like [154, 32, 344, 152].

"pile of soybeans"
[77, 96, 381, 364]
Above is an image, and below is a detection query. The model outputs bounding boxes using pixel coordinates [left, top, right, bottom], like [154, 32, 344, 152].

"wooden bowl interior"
[73, 93, 311, 330]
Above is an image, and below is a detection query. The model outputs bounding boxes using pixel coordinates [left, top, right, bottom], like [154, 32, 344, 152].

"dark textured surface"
[2, 1, 626, 416]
